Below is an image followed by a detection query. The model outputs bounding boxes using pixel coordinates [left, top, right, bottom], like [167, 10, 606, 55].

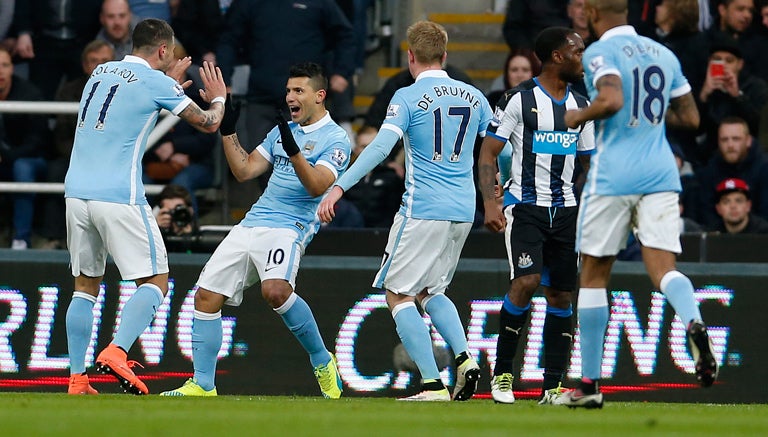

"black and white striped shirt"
[488, 78, 594, 207]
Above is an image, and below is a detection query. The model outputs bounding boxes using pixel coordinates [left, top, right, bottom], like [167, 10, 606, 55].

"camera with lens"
[170, 204, 193, 228]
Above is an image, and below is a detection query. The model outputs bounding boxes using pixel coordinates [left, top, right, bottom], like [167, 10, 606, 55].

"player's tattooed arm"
[666, 92, 700, 130]
[565, 75, 624, 128]
[178, 102, 225, 133]
[220, 130, 270, 182]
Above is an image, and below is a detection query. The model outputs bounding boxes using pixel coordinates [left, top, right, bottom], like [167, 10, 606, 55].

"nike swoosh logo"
[265, 266, 279, 272]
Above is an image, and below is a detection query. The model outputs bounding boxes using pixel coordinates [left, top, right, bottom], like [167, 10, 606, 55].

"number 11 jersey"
[581, 25, 689, 196]
[65, 56, 192, 205]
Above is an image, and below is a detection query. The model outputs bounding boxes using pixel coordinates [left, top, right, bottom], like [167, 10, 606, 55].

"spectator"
[97, 0, 141, 60]
[0, 47, 51, 249]
[170, 0, 222, 65]
[153, 184, 197, 237]
[697, 36, 768, 160]
[714, 177, 768, 233]
[706, 0, 765, 80]
[654, 0, 709, 96]
[38, 40, 115, 250]
[11, 0, 102, 100]
[486, 49, 541, 107]
[568, 0, 592, 44]
[696, 116, 768, 228]
[128, 0, 172, 21]
[503, 0, 570, 50]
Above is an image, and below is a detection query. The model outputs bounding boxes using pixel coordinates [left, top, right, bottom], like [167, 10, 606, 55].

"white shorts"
[373, 214, 472, 296]
[576, 191, 681, 257]
[66, 198, 168, 280]
[196, 225, 303, 306]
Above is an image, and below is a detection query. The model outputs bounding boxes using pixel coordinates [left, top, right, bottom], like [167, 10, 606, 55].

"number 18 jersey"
[582, 25, 689, 196]
[65, 56, 192, 205]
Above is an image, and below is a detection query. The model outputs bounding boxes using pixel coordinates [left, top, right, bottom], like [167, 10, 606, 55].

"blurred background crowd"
[0, 0, 767, 252]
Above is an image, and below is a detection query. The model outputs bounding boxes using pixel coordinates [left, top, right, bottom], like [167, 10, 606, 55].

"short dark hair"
[157, 184, 193, 209]
[534, 27, 577, 66]
[81, 39, 113, 63]
[132, 18, 174, 53]
[288, 62, 328, 92]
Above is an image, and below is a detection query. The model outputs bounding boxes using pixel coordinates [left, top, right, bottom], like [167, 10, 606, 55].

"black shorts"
[506, 203, 578, 291]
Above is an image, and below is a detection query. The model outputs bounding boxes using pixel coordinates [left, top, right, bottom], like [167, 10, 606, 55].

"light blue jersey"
[337, 70, 493, 222]
[241, 112, 350, 245]
[65, 56, 192, 205]
[582, 25, 689, 195]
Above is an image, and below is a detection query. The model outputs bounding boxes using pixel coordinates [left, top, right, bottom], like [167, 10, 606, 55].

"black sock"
[580, 379, 599, 395]
[493, 305, 529, 376]
[541, 311, 573, 391]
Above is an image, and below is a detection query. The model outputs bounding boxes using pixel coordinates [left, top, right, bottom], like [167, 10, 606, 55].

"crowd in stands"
[1, 0, 768, 250]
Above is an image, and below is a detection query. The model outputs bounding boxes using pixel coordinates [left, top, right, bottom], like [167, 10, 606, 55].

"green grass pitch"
[1, 393, 767, 436]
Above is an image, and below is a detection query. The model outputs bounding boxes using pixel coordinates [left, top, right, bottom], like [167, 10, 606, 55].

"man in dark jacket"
[714, 177, 768, 233]
[698, 36, 768, 160]
[0, 47, 51, 249]
[696, 116, 768, 229]
[12, 0, 102, 100]
[217, 0, 356, 149]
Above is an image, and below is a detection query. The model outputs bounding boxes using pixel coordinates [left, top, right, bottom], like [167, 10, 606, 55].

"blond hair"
[407, 21, 448, 65]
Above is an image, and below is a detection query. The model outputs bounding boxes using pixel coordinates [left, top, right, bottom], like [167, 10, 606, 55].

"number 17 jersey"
[65, 56, 192, 205]
[382, 70, 493, 222]
[582, 25, 689, 196]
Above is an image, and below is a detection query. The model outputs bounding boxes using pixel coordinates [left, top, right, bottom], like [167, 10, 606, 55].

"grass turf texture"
[1, 393, 766, 436]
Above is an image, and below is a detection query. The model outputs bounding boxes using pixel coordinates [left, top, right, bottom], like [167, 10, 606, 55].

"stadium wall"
[0, 250, 763, 403]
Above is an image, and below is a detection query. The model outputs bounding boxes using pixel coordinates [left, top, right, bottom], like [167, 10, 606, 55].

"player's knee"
[512, 274, 541, 298]
[194, 288, 225, 313]
[544, 288, 572, 309]
[260, 280, 292, 308]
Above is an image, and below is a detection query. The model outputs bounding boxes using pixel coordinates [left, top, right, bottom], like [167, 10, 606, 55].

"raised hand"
[198, 61, 226, 104]
[275, 108, 300, 156]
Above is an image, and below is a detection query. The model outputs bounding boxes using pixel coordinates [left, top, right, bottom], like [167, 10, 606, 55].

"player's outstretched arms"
[178, 61, 227, 133]
[565, 75, 623, 128]
[478, 136, 506, 233]
[318, 186, 344, 223]
[666, 92, 699, 130]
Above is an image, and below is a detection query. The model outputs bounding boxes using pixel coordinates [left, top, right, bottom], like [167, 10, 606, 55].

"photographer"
[153, 184, 196, 238]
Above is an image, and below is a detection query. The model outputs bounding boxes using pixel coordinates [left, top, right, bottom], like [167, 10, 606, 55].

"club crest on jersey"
[492, 107, 505, 126]
[532, 130, 579, 155]
[518, 253, 533, 269]
[173, 83, 185, 97]
[386, 104, 400, 118]
[588, 55, 605, 73]
[302, 141, 316, 155]
[331, 148, 348, 167]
